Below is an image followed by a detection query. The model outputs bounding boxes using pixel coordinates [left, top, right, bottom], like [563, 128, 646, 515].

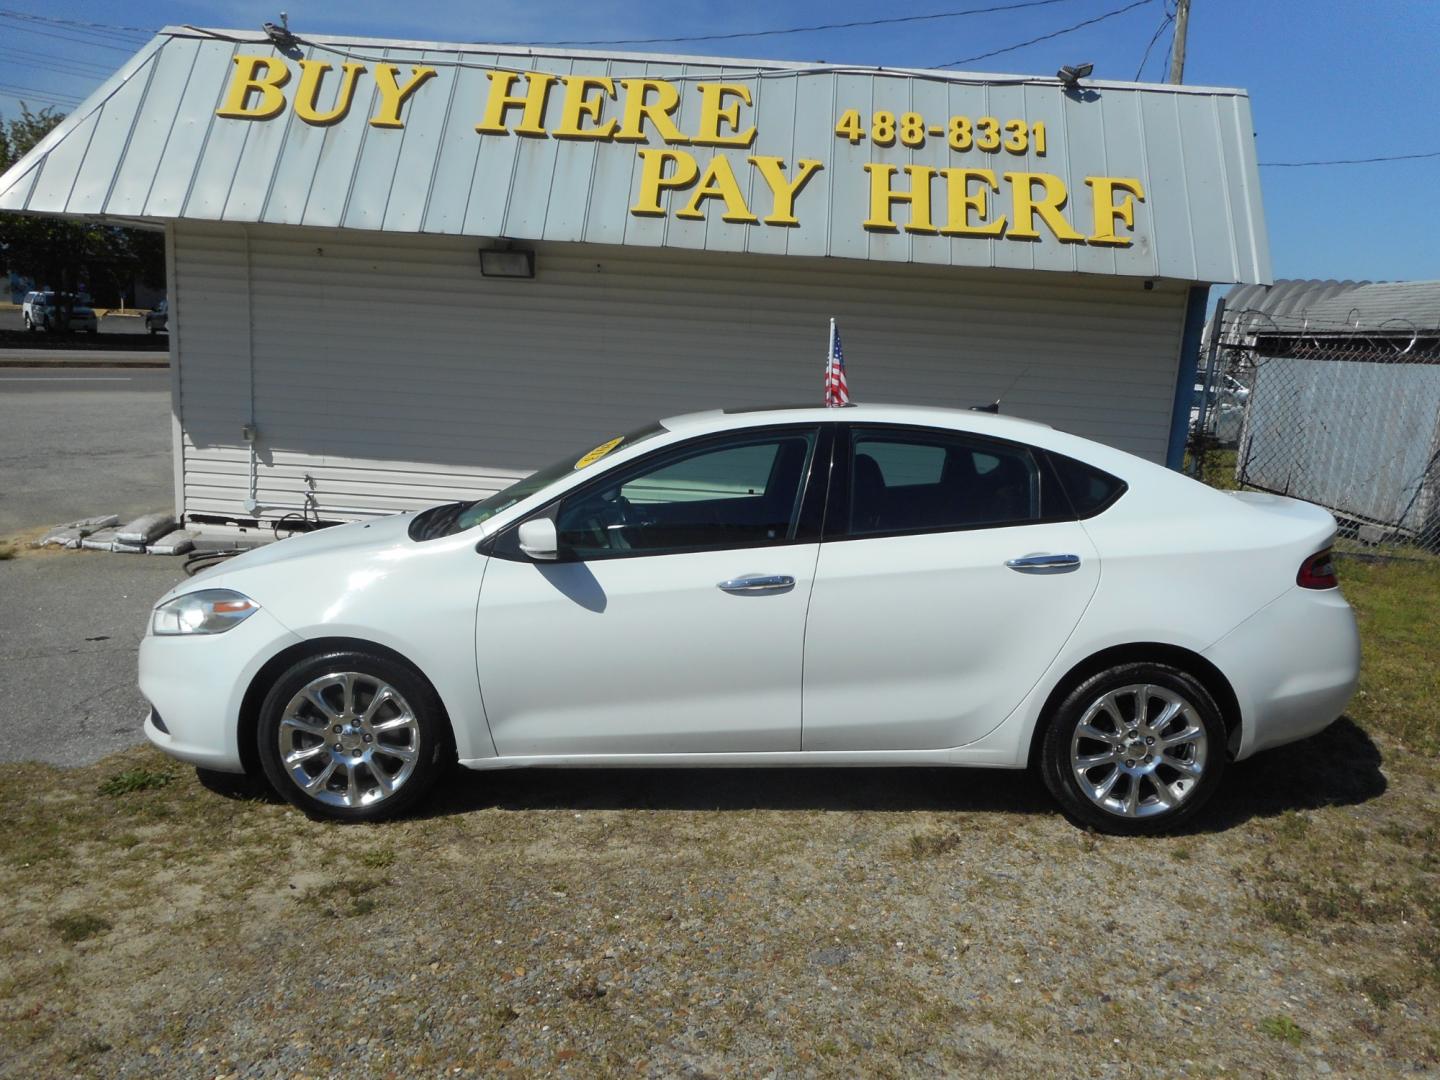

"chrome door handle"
[1005, 553, 1081, 574]
[718, 575, 796, 594]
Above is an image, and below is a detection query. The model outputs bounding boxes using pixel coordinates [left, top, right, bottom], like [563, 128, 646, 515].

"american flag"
[824, 317, 850, 407]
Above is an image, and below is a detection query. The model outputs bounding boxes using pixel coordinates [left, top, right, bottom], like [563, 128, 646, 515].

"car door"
[802, 424, 1100, 751]
[475, 425, 828, 758]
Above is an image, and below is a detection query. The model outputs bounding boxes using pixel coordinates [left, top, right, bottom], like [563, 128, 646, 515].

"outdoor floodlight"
[1057, 63, 1094, 90]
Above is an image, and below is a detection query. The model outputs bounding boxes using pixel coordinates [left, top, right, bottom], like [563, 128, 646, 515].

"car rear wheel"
[1040, 662, 1226, 835]
[256, 650, 452, 822]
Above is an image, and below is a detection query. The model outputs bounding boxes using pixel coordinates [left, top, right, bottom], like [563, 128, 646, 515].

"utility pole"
[1168, 0, 1191, 84]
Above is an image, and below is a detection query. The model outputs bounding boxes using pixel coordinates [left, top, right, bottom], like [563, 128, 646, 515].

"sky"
[1, 0, 1436, 285]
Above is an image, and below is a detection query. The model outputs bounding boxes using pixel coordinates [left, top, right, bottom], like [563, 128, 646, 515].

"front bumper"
[1205, 584, 1361, 760]
[139, 606, 303, 773]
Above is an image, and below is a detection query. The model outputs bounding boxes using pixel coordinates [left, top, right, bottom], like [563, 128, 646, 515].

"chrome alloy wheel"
[277, 672, 420, 808]
[1069, 683, 1208, 819]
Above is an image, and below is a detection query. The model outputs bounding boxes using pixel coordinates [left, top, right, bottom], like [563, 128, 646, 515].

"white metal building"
[0, 26, 1271, 533]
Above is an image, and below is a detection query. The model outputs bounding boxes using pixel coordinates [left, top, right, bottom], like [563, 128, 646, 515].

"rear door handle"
[718, 574, 796, 594]
[1005, 553, 1081, 574]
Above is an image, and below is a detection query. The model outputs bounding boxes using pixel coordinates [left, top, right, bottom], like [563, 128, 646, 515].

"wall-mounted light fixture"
[1056, 63, 1094, 91]
[479, 244, 535, 279]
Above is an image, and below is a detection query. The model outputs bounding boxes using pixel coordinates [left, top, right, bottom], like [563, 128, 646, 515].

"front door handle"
[1005, 553, 1081, 574]
[718, 574, 796, 594]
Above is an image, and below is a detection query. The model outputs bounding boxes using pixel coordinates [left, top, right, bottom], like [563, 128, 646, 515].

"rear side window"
[848, 429, 1042, 537]
[1047, 452, 1127, 518]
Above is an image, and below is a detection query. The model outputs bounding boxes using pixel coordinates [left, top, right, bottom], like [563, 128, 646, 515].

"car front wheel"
[257, 650, 452, 822]
[1039, 662, 1226, 835]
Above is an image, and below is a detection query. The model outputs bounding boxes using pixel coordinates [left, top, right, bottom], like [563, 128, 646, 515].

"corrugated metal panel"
[2, 28, 1270, 286]
[1237, 357, 1440, 532]
[173, 221, 1188, 523]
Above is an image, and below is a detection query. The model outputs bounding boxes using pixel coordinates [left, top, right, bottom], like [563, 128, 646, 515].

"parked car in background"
[21, 290, 98, 333]
[139, 404, 1359, 834]
[146, 299, 168, 334]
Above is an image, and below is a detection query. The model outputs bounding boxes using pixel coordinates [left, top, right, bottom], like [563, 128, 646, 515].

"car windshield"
[413, 422, 668, 539]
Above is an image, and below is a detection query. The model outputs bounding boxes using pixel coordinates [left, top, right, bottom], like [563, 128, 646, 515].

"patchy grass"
[97, 766, 174, 796]
[906, 830, 964, 859]
[1338, 556, 1440, 754]
[49, 913, 112, 944]
[1259, 1014, 1305, 1046]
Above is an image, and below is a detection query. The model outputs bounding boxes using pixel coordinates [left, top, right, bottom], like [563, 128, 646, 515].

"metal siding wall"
[173, 222, 1186, 523]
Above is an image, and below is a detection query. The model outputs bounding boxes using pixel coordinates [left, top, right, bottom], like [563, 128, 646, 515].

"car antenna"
[971, 364, 1031, 414]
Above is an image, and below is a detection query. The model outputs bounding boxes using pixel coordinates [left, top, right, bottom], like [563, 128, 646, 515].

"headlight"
[152, 589, 259, 636]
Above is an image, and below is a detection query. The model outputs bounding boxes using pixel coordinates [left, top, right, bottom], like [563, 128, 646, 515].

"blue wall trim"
[1166, 285, 1210, 470]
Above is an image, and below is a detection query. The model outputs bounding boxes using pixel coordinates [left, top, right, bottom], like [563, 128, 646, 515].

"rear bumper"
[139, 607, 303, 774]
[1205, 585, 1361, 760]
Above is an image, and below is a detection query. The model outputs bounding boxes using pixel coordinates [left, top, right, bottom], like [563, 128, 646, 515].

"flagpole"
[825, 317, 836, 406]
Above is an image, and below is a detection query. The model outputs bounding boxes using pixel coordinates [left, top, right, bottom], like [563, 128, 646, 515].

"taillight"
[1297, 547, 1338, 590]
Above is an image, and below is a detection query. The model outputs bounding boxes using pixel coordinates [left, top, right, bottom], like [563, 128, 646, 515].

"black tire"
[148, 324, 157, 334]
[256, 649, 453, 822]
[1039, 662, 1227, 836]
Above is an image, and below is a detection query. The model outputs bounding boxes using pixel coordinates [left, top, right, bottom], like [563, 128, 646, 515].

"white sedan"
[139, 405, 1359, 834]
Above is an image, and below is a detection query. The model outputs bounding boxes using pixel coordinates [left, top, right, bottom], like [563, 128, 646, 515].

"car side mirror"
[517, 516, 558, 561]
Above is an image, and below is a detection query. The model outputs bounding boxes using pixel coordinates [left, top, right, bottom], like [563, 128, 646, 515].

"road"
[0, 367, 179, 766]
[0, 552, 184, 766]
[0, 367, 173, 535]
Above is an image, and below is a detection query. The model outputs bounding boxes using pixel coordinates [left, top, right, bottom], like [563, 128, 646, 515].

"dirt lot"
[1, 557, 1437, 1078]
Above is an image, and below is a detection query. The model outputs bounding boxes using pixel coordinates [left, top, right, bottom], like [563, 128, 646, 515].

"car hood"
[232, 513, 417, 571]
[160, 513, 419, 605]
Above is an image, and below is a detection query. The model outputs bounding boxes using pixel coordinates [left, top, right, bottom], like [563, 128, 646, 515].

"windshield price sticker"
[574, 437, 625, 470]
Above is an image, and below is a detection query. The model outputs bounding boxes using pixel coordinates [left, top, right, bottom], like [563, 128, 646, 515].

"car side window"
[847, 428, 1043, 537]
[555, 431, 817, 559]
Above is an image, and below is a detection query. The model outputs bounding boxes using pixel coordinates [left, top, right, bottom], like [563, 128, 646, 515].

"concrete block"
[146, 530, 196, 556]
[116, 512, 177, 545]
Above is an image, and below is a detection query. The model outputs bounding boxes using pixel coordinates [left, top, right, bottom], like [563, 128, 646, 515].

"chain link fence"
[1188, 307, 1440, 557]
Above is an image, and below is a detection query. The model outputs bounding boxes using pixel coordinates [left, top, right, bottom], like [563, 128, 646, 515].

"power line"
[0, 83, 82, 108]
[2, 45, 115, 75]
[0, 19, 143, 53]
[497, 0, 1087, 48]
[1133, 10, 1174, 80]
[939, 0, 1155, 67]
[1, 56, 109, 83]
[0, 9, 151, 39]
[1260, 149, 1440, 167]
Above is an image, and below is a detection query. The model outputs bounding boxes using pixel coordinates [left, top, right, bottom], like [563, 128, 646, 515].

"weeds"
[907, 831, 963, 858]
[49, 913, 111, 944]
[98, 768, 173, 796]
[1259, 1014, 1304, 1046]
